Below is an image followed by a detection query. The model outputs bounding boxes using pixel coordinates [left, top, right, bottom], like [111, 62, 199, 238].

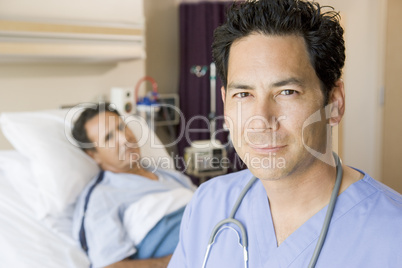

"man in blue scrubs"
[169, 0, 402, 267]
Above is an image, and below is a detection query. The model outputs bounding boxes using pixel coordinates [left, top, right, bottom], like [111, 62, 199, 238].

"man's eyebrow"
[272, 78, 304, 88]
[227, 78, 304, 91]
[227, 82, 255, 90]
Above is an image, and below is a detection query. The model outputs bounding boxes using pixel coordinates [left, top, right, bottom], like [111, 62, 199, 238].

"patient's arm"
[104, 255, 171, 268]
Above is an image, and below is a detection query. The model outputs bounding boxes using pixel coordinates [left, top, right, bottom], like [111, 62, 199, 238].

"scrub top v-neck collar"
[247, 173, 375, 267]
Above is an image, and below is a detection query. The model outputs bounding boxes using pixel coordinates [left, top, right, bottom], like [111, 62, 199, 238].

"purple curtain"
[177, 1, 242, 182]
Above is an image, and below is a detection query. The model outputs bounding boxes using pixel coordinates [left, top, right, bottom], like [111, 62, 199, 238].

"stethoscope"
[201, 152, 343, 268]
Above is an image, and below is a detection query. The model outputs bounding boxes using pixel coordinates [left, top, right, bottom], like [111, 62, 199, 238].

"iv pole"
[209, 62, 217, 140]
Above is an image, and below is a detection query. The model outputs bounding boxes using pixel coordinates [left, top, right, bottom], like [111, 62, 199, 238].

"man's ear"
[221, 86, 226, 105]
[328, 79, 345, 126]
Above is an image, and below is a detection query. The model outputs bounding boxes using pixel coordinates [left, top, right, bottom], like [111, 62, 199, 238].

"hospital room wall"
[144, 0, 180, 95]
[0, 61, 146, 150]
[0, 0, 390, 183]
[382, 0, 402, 193]
[0, 0, 147, 150]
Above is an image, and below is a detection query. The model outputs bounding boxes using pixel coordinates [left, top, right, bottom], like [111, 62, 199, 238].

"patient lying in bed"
[71, 103, 196, 268]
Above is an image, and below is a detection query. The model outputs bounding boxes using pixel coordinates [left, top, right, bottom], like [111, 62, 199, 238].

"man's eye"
[105, 133, 113, 142]
[234, 92, 251, 98]
[280, 90, 296, 95]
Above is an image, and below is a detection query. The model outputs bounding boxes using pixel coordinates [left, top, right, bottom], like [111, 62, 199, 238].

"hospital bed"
[0, 107, 174, 268]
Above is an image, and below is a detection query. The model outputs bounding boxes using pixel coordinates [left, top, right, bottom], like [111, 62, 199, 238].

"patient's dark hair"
[72, 103, 120, 152]
[212, 0, 345, 104]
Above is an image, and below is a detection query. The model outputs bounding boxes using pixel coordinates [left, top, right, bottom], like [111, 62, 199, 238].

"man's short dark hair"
[212, 0, 345, 104]
[72, 103, 120, 152]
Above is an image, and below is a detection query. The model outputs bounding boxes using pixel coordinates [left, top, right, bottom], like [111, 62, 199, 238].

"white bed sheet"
[0, 169, 89, 268]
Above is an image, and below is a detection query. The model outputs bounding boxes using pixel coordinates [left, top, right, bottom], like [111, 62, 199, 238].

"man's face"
[85, 111, 140, 173]
[222, 34, 330, 181]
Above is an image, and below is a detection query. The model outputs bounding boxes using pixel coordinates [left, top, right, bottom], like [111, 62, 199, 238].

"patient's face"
[85, 111, 141, 173]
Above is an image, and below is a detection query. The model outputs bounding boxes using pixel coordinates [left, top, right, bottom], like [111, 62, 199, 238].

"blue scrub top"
[168, 169, 402, 268]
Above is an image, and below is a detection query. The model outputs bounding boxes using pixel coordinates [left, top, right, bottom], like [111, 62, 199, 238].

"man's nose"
[247, 99, 280, 132]
[116, 129, 128, 146]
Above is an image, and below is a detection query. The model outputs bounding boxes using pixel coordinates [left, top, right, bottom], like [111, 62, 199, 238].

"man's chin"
[244, 154, 288, 180]
[249, 167, 287, 181]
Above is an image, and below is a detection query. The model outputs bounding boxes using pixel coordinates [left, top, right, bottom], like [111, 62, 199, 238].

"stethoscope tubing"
[202, 176, 258, 268]
[202, 152, 343, 268]
[308, 152, 343, 268]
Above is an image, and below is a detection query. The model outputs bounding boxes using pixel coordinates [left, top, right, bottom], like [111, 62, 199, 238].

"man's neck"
[260, 161, 363, 246]
[264, 165, 336, 211]
[261, 163, 337, 246]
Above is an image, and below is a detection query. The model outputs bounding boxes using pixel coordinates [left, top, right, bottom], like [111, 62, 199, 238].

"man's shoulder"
[74, 171, 123, 215]
[362, 173, 402, 205]
[339, 171, 402, 247]
[352, 169, 402, 207]
[351, 171, 402, 220]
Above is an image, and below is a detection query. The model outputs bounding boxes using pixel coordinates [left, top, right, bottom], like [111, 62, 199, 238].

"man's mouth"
[248, 144, 287, 153]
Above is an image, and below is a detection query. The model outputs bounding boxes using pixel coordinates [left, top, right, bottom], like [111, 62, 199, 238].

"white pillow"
[0, 151, 41, 212]
[0, 109, 99, 219]
[0, 107, 174, 219]
[0, 151, 76, 240]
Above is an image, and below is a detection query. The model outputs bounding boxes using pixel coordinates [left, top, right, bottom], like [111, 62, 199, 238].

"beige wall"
[0, 0, 146, 149]
[382, 0, 402, 193]
[144, 0, 180, 94]
[0, 0, 144, 24]
[0, 60, 145, 149]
